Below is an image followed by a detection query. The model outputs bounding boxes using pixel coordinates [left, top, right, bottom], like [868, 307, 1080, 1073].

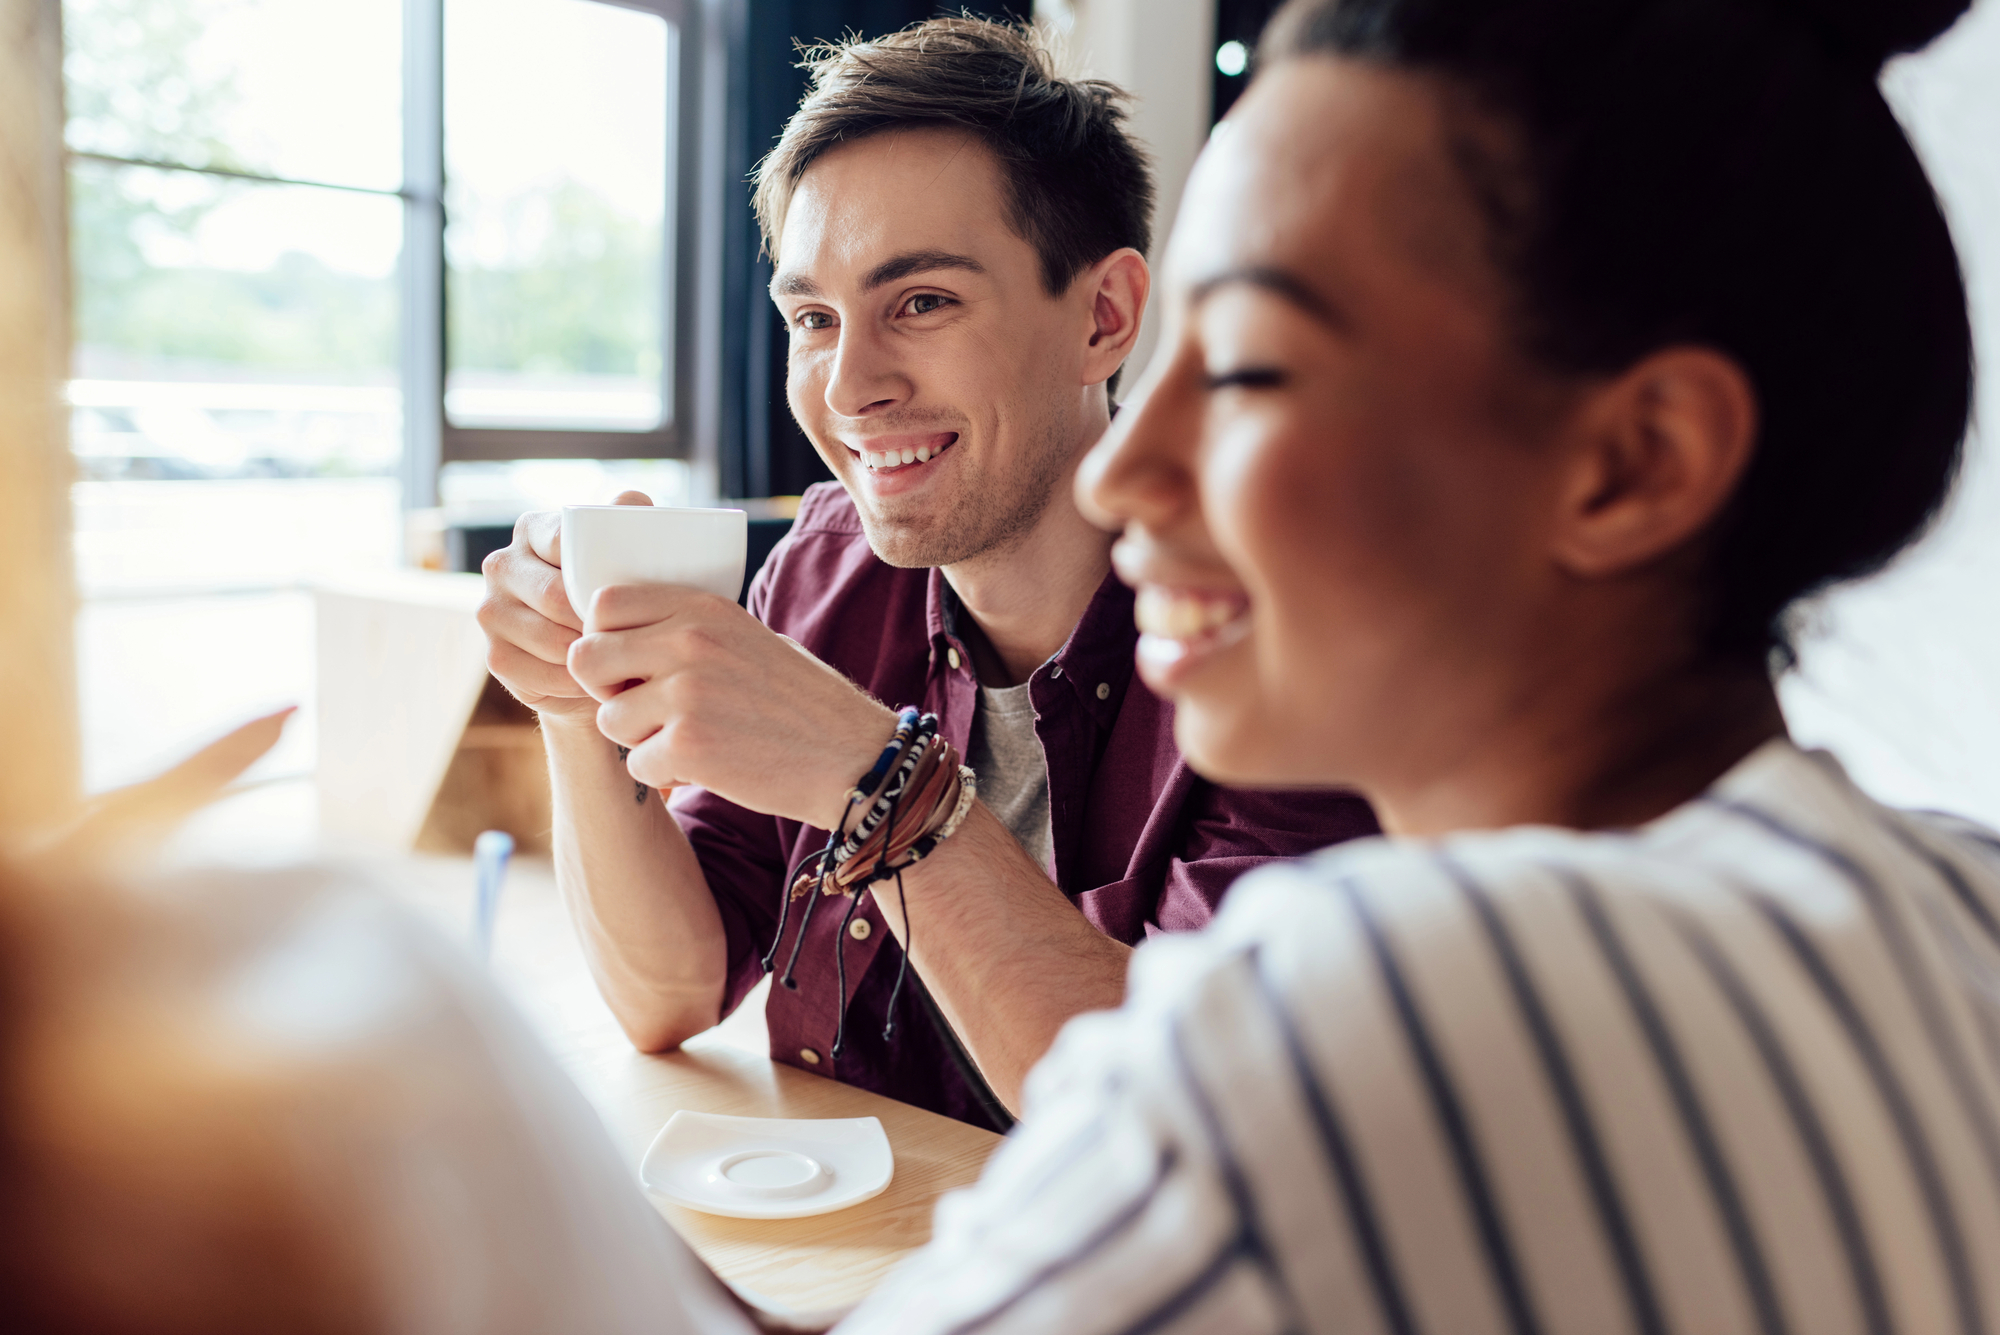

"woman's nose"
[1077, 348, 1194, 532]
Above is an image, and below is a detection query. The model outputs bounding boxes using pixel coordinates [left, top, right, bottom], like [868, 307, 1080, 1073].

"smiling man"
[476, 17, 1376, 1129]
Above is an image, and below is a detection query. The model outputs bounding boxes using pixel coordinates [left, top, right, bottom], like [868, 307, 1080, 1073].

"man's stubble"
[839, 392, 1083, 572]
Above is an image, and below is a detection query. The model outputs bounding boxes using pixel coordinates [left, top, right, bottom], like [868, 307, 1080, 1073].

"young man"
[476, 18, 1376, 1129]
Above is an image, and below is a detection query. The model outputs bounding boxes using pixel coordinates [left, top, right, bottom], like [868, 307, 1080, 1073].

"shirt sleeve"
[836, 924, 1290, 1335]
[668, 785, 790, 1017]
[843, 817, 1946, 1335]
[840, 851, 1497, 1335]
[1150, 783, 1380, 935]
[659, 516, 807, 1018]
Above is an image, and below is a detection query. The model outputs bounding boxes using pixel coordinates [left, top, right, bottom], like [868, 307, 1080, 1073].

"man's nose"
[823, 328, 909, 418]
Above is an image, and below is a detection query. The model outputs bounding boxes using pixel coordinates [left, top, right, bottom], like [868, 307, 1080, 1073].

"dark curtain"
[719, 2, 1033, 500]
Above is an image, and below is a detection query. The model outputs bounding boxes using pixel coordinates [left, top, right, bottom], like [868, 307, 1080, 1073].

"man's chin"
[855, 511, 962, 569]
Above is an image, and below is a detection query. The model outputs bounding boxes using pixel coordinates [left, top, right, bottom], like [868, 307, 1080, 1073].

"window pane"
[63, 0, 403, 191]
[445, 0, 670, 432]
[69, 160, 402, 516]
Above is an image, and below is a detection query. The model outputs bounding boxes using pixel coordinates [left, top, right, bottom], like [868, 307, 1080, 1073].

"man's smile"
[844, 432, 960, 474]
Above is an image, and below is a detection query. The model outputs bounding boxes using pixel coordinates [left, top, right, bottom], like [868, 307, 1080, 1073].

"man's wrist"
[538, 709, 618, 756]
[810, 702, 906, 830]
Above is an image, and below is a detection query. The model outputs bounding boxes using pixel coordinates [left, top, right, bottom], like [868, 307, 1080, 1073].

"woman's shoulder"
[1147, 737, 2000, 1023]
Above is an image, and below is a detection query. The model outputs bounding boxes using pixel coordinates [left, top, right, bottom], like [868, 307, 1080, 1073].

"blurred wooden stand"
[0, 0, 81, 837]
[315, 571, 551, 855]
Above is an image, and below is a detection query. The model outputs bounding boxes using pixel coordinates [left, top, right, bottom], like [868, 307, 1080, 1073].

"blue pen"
[472, 830, 515, 961]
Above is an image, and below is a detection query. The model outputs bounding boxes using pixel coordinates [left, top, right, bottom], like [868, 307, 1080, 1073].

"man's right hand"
[477, 491, 653, 724]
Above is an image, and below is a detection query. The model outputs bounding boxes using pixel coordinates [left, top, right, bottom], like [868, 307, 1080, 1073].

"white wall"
[1034, 0, 1215, 387]
[1780, 1, 2000, 827]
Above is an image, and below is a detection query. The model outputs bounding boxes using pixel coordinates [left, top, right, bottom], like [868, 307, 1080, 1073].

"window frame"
[403, 0, 709, 503]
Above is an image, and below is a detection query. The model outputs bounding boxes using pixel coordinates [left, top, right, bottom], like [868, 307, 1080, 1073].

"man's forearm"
[542, 717, 729, 1051]
[870, 802, 1131, 1113]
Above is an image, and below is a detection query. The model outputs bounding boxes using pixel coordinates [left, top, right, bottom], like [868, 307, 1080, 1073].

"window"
[444, 0, 671, 437]
[61, 0, 715, 802]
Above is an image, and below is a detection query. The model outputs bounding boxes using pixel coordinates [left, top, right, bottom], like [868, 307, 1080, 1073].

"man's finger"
[487, 543, 583, 632]
[613, 489, 653, 506]
[518, 508, 565, 566]
[489, 639, 591, 702]
[568, 629, 662, 703]
[480, 592, 581, 666]
[595, 683, 670, 752]
[587, 582, 731, 634]
[619, 714, 689, 790]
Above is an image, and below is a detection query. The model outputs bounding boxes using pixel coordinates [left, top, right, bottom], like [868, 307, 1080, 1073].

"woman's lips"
[849, 432, 958, 473]
[1133, 584, 1251, 684]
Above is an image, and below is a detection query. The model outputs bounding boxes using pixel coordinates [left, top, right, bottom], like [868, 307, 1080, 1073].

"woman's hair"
[1264, 0, 1975, 662]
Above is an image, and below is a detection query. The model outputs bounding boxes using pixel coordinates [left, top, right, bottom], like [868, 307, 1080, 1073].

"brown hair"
[751, 15, 1156, 297]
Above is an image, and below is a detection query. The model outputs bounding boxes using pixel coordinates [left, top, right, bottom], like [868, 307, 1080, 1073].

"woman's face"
[1082, 58, 1588, 793]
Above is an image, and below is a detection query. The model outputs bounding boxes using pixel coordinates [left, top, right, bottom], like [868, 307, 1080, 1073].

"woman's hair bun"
[1784, 0, 1972, 69]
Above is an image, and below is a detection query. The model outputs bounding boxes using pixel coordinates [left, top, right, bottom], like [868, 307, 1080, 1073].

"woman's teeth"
[1134, 586, 1246, 640]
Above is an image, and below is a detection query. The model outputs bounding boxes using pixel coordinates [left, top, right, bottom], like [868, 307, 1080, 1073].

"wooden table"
[385, 853, 1006, 1322]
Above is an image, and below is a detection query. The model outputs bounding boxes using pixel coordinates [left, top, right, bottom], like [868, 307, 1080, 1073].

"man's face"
[772, 128, 1096, 568]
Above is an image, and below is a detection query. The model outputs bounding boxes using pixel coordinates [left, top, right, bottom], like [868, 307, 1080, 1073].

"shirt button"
[947, 647, 962, 671]
[799, 1047, 821, 1065]
[849, 917, 872, 941]
[1096, 682, 1111, 701]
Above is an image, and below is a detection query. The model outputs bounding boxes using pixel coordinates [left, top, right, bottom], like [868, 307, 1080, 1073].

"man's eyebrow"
[1188, 266, 1347, 331]
[770, 250, 987, 301]
[862, 249, 986, 291]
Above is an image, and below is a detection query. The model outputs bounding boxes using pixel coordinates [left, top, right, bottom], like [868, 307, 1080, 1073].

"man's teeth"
[1135, 586, 1245, 639]
[861, 442, 944, 471]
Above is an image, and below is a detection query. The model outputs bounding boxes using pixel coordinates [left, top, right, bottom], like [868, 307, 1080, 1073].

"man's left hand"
[568, 584, 898, 831]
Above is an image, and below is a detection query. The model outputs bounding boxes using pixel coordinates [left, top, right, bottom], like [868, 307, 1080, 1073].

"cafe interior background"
[0, 0, 1998, 1307]
[8, 0, 1997, 858]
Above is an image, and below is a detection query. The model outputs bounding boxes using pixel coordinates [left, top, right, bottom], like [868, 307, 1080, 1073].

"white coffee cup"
[560, 504, 748, 627]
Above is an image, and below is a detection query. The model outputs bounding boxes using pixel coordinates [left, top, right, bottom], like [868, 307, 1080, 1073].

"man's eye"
[795, 311, 834, 331]
[1204, 366, 1288, 391]
[904, 293, 950, 316]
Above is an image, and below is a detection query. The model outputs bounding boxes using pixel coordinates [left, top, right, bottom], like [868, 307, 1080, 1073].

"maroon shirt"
[669, 483, 1379, 1129]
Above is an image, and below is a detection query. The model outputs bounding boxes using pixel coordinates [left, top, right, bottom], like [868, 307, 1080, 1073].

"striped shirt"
[841, 740, 2000, 1335]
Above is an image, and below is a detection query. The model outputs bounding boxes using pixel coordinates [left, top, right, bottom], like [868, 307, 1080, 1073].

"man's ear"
[1551, 346, 1759, 578]
[1079, 247, 1151, 387]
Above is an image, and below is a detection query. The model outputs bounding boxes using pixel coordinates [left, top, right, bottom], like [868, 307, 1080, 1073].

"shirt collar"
[927, 567, 1136, 729]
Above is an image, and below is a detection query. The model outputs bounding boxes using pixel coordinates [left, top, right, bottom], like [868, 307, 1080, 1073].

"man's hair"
[751, 16, 1155, 298]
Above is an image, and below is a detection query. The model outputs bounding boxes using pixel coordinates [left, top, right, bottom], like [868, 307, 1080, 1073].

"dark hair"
[1265, 0, 1975, 662]
[752, 16, 1155, 298]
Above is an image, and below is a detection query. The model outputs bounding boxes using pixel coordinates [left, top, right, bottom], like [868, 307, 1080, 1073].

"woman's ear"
[1551, 346, 1759, 578]
[1080, 248, 1151, 387]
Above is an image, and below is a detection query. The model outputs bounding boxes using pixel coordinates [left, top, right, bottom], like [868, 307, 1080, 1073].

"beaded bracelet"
[763, 708, 981, 1057]
[827, 713, 938, 873]
[762, 708, 920, 977]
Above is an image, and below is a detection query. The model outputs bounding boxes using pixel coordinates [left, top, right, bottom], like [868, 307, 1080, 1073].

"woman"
[842, 0, 2000, 1332]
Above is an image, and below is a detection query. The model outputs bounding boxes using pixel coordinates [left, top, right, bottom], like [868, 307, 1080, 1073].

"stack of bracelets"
[761, 708, 977, 1057]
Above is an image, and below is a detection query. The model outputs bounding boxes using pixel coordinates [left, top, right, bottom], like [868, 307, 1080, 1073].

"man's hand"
[477, 491, 653, 724]
[569, 584, 897, 830]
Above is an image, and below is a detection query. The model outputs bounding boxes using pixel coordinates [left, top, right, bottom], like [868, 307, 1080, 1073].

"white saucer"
[640, 1111, 895, 1219]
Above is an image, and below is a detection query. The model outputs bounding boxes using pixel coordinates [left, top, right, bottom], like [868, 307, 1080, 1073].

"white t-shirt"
[841, 740, 2000, 1335]
[969, 679, 1054, 872]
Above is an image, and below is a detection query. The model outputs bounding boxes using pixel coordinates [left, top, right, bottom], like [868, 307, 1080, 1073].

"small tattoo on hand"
[615, 744, 651, 804]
